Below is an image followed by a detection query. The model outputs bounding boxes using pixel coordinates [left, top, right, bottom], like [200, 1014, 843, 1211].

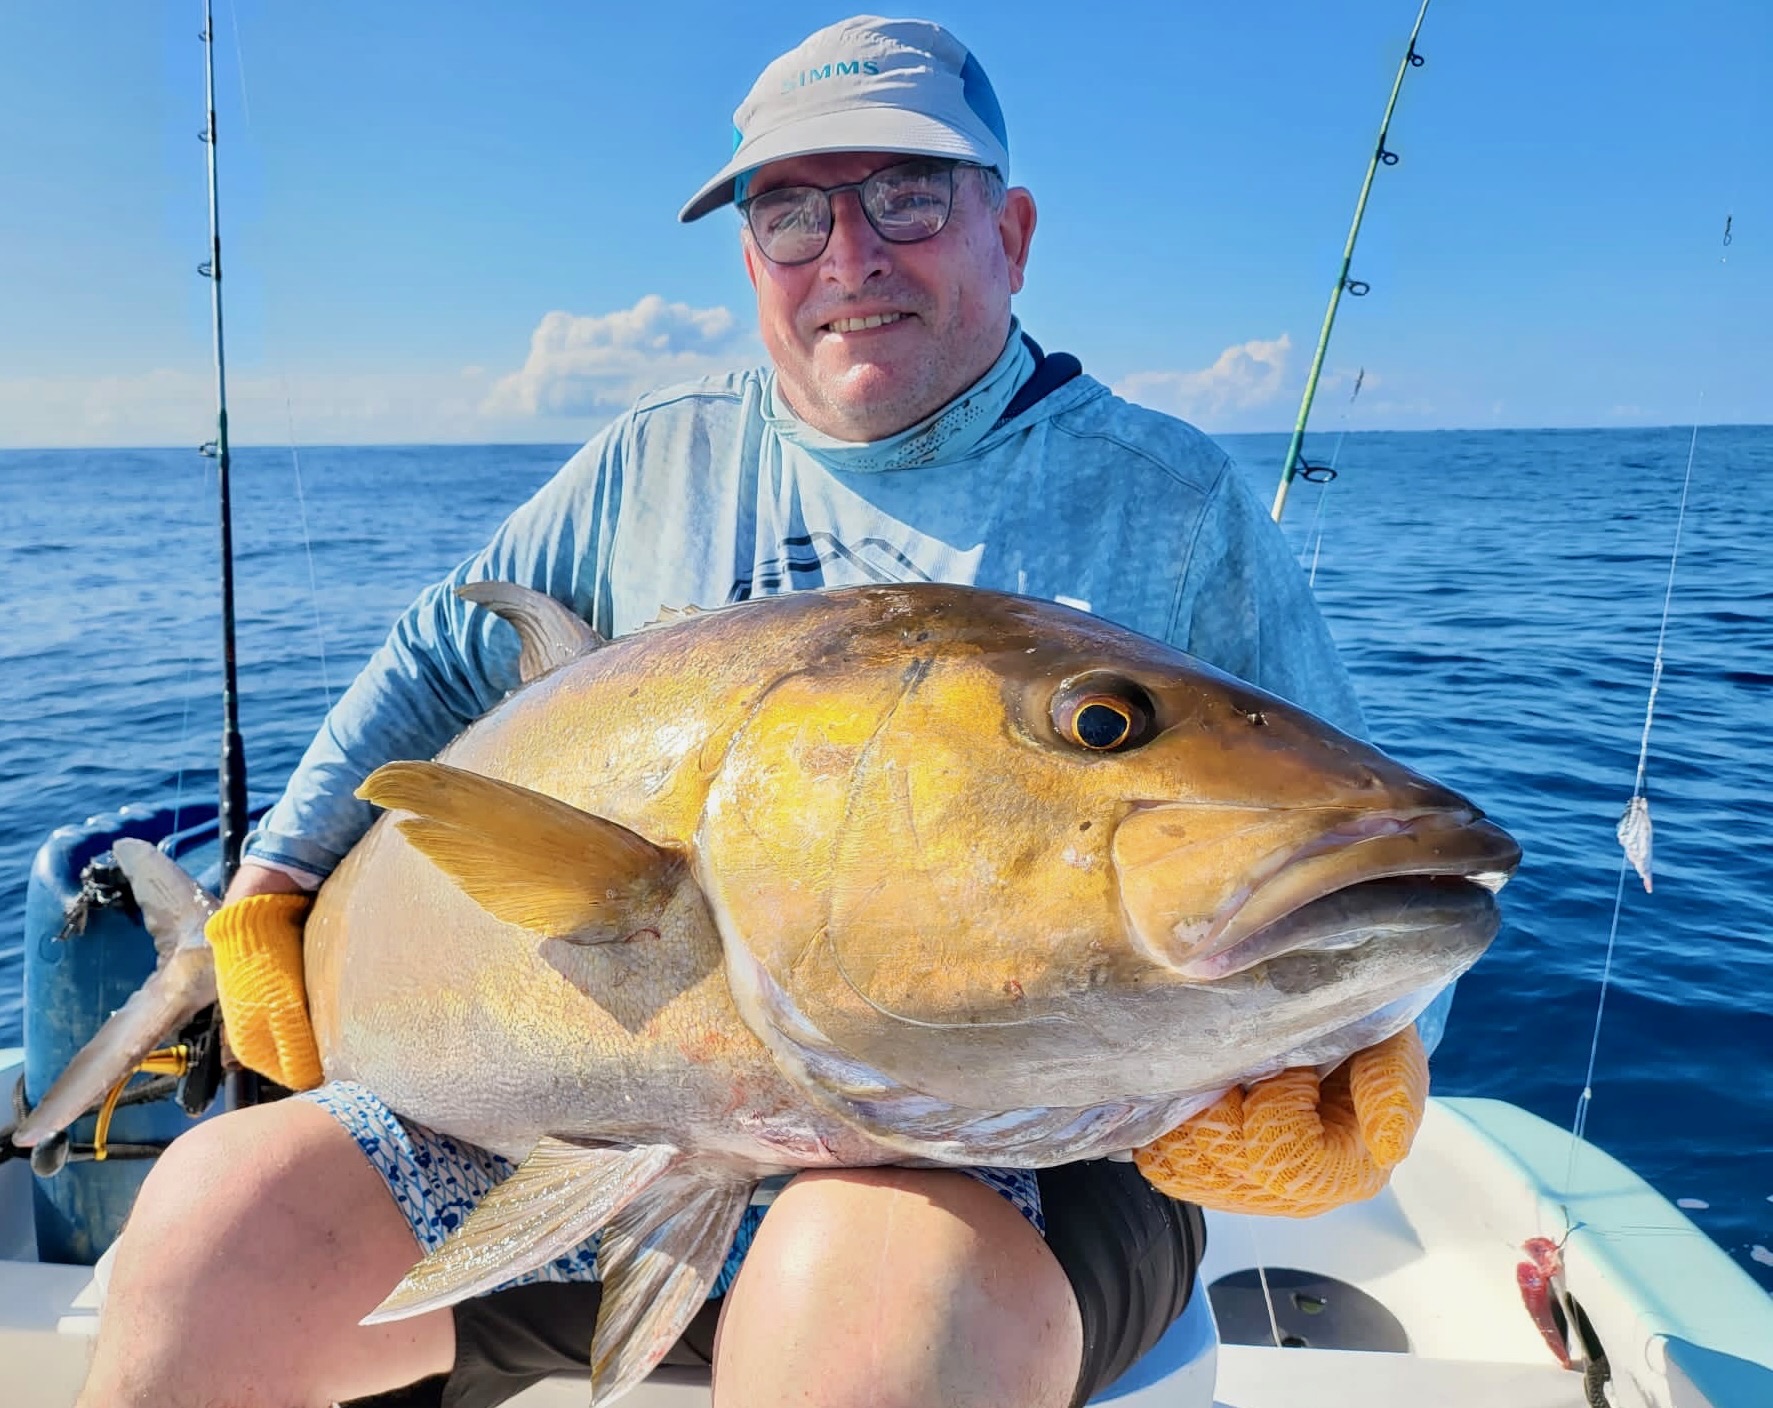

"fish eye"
[1052, 680, 1152, 752]
[1074, 700, 1132, 748]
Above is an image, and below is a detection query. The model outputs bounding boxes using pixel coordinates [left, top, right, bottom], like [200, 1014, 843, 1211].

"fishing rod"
[197, 0, 258, 1112]
[1270, 0, 1433, 524]
[199, 0, 249, 889]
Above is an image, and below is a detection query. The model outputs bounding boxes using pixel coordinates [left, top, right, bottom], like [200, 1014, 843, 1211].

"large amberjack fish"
[17, 583, 1518, 1401]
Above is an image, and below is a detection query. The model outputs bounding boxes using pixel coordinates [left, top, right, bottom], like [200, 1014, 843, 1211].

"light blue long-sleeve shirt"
[249, 330, 1365, 883]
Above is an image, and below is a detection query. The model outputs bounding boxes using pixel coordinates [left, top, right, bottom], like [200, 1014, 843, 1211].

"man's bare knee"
[712, 1168, 1082, 1408]
[81, 1099, 452, 1407]
[109, 1099, 393, 1305]
[121, 1099, 325, 1247]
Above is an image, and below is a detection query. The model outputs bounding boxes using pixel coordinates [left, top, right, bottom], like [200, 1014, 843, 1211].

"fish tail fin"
[10, 840, 218, 1148]
[590, 1174, 751, 1404]
[112, 837, 220, 957]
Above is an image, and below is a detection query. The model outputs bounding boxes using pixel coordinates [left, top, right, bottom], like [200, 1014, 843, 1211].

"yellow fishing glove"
[205, 892, 324, 1091]
[1134, 1026, 1428, 1217]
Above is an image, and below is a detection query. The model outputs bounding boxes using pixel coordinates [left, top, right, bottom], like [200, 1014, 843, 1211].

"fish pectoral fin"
[363, 1139, 679, 1324]
[590, 1174, 752, 1404]
[456, 581, 605, 685]
[357, 761, 681, 939]
[113, 837, 219, 959]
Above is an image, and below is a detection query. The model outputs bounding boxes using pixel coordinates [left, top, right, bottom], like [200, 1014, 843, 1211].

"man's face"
[742, 151, 1037, 443]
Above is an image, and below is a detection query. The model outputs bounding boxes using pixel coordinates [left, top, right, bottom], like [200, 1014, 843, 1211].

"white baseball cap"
[679, 16, 1011, 223]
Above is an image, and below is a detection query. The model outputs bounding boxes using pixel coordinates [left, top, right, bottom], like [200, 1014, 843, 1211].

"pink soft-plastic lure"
[1516, 1236, 1573, 1368]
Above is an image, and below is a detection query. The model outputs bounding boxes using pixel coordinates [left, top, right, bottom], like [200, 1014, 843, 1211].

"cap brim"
[678, 107, 996, 223]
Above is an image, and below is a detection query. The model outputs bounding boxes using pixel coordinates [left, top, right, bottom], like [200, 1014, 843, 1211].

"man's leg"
[710, 1167, 1084, 1408]
[80, 1099, 454, 1408]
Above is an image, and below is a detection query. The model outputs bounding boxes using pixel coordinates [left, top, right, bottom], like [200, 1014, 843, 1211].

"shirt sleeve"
[243, 423, 628, 882]
[1166, 452, 1368, 740]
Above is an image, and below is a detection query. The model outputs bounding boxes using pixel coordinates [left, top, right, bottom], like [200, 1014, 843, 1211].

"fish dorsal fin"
[641, 602, 705, 631]
[357, 761, 679, 939]
[113, 837, 219, 958]
[456, 581, 605, 685]
[364, 1139, 679, 1323]
[590, 1172, 752, 1401]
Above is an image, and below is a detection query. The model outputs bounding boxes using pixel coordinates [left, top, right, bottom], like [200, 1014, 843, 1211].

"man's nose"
[820, 189, 891, 287]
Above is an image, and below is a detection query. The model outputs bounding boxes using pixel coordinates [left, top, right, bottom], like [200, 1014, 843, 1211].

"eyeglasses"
[738, 158, 975, 266]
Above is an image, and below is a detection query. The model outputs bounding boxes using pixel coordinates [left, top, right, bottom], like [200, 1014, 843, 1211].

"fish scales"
[15, 583, 1520, 1400]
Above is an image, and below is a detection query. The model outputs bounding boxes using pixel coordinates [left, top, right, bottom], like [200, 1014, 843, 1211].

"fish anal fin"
[364, 1139, 679, 1324]
[589, 1175, 751, 1402]
[358, 761, 680, 939]
[456, 582, 605, 685]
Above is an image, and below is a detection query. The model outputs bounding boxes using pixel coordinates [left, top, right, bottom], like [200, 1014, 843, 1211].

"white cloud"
[0, 294, 760, 447]
[482, 295, 751, 417]
[1115, 334, 1293, 426]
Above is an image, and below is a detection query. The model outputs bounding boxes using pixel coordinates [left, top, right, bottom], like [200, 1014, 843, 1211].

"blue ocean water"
[1, 428, 1769, 1293]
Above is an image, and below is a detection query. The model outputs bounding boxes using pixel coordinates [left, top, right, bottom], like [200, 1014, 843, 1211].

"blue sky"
[2, 0, 1767, 447]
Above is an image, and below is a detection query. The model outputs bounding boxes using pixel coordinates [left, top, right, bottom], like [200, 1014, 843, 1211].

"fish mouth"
[1177, 874, 1504, 980]
[1114, 805, 1521, 977]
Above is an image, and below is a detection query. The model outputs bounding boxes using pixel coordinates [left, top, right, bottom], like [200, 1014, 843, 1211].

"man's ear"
[999, 187, 1037, 295]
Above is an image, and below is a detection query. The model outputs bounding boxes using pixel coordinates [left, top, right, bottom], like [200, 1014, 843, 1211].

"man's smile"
[819, 311, 915, 335]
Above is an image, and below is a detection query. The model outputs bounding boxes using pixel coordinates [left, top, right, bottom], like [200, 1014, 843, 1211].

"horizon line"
[4, 420, 1771, 455]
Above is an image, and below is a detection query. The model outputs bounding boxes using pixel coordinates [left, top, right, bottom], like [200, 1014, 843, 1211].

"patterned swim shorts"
[303, 1081, 1044, 1298]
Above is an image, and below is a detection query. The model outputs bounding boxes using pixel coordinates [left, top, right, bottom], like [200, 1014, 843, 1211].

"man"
[82, 18, 1409, 1408]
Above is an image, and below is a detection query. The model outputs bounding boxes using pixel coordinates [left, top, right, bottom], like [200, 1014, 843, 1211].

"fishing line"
[1566, 411, 1699, 1170]
[285, 407, 335, 710]
[217, 0, 337, 715]
[1248, 1221, 1286, 1349]
[168, 646, 201, 837]
[224, 0, 252, 129]
[1563, 216, 1722, 1192]
[1300, 369, 1365, 587]
[169, 452, 221, 836]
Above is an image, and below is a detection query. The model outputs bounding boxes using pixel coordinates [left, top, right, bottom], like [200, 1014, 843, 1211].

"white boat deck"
[4, 1081, 1770, 1407]
[497, 1349, 1592, 1408]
